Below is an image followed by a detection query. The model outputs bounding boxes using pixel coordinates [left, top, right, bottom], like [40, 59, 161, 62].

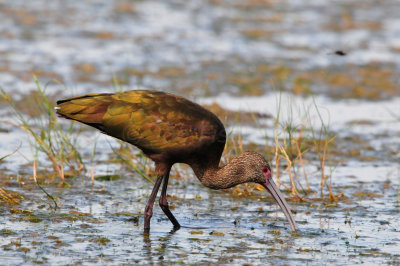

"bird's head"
[238, 151, 298, 231]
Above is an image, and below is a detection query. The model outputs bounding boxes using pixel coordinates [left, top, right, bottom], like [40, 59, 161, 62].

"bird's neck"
[190, 158, 248, 190]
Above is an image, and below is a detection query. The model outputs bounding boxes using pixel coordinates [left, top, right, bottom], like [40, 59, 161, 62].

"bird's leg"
[159, 171, 181, 230]
[144, 175, 163, 233]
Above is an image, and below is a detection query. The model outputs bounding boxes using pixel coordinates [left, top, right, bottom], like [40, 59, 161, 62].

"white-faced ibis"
[56, 90, 298, 232]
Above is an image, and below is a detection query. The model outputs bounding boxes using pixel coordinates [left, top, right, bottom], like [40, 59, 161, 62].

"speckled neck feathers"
[190, 151, 270, 189]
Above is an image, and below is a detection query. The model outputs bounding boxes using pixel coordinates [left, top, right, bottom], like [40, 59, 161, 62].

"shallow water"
[1, 0, 400, 96]
[1, 0, 400, 264]
[1, 169, 399, 264]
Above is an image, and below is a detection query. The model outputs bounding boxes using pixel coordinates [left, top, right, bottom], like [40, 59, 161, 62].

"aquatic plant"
[267, 91, 340, 201]
[1, 77, 85, 182]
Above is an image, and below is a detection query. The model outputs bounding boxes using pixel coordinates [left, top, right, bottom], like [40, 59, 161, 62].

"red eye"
[262, 167, 271, 180]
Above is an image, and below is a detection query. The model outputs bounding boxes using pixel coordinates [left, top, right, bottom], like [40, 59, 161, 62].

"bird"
[56, 90, 298, 232]
[333, 50, 347, 56]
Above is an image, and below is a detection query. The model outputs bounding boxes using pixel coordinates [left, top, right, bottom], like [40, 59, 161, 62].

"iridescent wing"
[56, 90, 225, 156]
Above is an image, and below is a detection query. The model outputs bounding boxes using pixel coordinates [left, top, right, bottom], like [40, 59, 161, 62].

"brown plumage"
[56, 90, 298, 232]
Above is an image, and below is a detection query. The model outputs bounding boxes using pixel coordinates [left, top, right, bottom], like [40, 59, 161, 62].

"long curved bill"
[262, 179, 298, 231]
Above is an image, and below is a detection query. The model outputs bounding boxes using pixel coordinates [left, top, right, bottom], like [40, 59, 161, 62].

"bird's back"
[56, 90, 226, 164]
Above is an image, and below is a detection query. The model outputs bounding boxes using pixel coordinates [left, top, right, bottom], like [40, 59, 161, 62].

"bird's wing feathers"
[56, 93, 114, 124]
[56, 90, 224, 155]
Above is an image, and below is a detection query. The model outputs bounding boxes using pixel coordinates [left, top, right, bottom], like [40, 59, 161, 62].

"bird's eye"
[262, 166, 271, 180]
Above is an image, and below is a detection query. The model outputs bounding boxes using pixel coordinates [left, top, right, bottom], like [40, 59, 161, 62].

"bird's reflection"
[142, 228, 179, 263]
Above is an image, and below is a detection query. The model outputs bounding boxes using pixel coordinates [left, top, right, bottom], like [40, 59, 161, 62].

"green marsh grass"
[1, 77, 85, 183]
[272, 92, 340, 201]
[273, 92, 302, 200]
[223, 91, 341, 202]
[308, 96, 338, 201]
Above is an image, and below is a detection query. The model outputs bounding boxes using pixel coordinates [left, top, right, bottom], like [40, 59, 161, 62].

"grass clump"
[1, 77, 85, 183]
[221, 91, 341, 202]
[272, 92, 340, 201]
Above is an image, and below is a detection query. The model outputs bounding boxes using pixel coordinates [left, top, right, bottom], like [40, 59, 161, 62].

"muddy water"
[1, 0, 400, 264]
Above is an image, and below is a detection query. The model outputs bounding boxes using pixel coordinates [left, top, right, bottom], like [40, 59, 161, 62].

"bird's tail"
[55, 93, 113, 125]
